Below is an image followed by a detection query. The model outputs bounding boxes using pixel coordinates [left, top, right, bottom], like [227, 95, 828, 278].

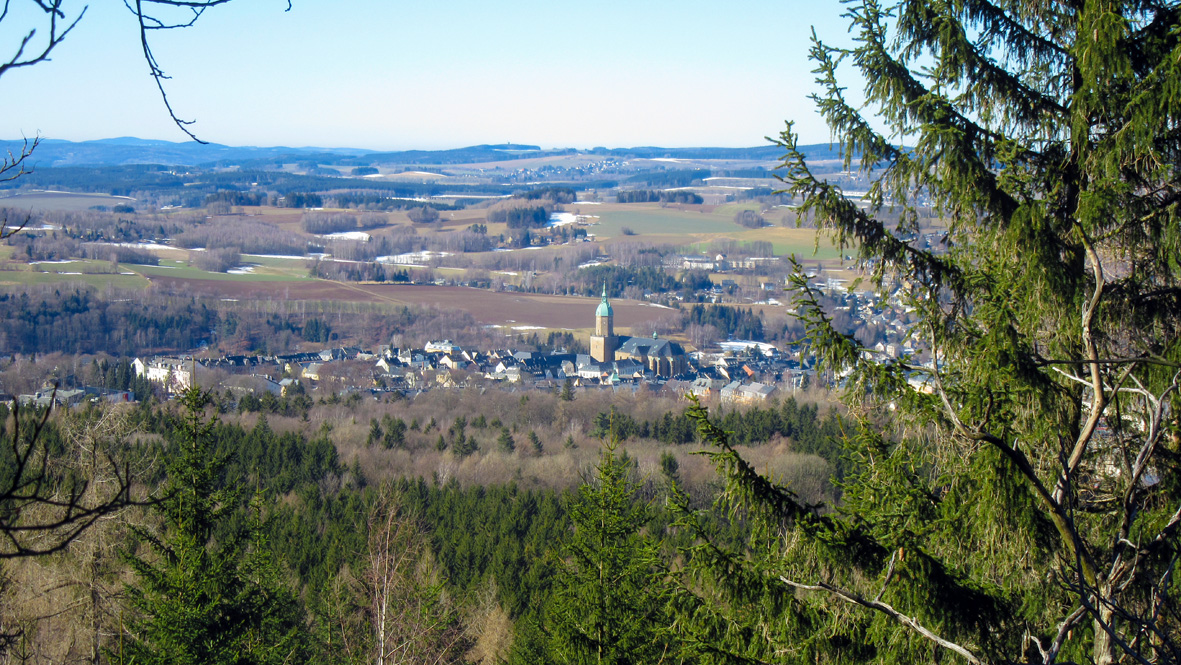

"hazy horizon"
[3, 0, 862, 151]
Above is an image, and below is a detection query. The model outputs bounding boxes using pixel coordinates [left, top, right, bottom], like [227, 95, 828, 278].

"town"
[6, 274, 931, 412]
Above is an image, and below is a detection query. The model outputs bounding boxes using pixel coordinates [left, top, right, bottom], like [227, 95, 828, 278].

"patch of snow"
[113, 241, 174, 251]
[647, 302, 674, 309]
[432, 194, 512, 200]
[511, 325, 544, 331]
[648, 158, 685, 163]
[377, 250, 451, 265]
[31, 259, 77, 265]
[226, 266, 257, 275]
[58, 271, 82, 275]
[243, 253, 307, 260]
[3, 224, 59, 231]
[719, 340, 779, 355]
[320, 231, 371, 241]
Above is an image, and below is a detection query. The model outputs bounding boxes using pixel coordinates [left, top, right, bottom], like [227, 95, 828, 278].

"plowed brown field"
[147, 276, 677, 331]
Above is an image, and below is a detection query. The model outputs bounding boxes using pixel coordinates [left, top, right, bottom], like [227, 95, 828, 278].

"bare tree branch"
[777, 575, 983, 665]
[0, 395, 147, 559]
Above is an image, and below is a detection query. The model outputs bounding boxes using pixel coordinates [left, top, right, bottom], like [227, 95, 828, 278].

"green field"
[595, 209, 737, 238]
[0, 261, 150, 289]
[588, 204, 846, 260]
[136, 259, 311, 282]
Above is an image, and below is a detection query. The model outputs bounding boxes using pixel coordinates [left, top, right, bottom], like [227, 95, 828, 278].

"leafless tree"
[3, 0, 291, 146]
[364, 485, 465, 665]
[0, 401, 151, 656]
[0, 396, 141, 561]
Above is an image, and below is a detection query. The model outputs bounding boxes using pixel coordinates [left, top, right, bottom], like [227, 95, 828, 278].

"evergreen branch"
[774, 126, 968, 296]
[896, 0, 1070, 127]
[776, 575, 983, 665]
[929, 368, 1100, 587]
[847, 0, 1025, 221]
[959, 0, 1073, 61]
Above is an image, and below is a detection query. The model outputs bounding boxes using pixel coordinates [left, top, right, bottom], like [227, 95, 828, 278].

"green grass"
[0, 263, 149, 289]
[712, 202, 764, 217]
[135, 259, 310, 282]
[595, 209, 735, 238]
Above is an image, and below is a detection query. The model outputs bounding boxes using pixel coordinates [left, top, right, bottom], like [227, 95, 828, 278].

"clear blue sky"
[2, 0, 861, 150]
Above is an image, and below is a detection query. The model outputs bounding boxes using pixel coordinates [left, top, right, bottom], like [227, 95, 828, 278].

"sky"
[2, 0, 862, 151]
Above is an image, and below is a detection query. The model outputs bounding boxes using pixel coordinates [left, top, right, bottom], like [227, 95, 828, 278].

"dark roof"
[617, 336, 685, 358]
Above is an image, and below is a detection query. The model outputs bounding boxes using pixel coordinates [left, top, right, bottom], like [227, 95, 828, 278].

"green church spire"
[596, 283, 612, 317]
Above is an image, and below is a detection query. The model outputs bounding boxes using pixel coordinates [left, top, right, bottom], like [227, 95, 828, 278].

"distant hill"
[0, 138, 375, 168]
[0, 137, 850, 169]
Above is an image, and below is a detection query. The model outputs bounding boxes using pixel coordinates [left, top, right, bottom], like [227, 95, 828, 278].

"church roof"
[617, 336, 685, 358]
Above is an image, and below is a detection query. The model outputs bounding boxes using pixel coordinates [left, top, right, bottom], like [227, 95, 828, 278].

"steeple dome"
[596, 284, 613, 317]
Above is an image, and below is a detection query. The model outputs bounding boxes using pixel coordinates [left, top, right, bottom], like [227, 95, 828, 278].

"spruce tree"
[677, 2, 1181, 665]
[549, 442, 679, 665]
[120, 388, 306, 665]
[498, 427, 516, 453]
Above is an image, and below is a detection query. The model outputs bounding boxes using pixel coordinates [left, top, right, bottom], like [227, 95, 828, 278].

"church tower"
[589, 284, 618, 363]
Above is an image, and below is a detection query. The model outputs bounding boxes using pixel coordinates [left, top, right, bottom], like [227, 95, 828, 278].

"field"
[0, 191, 137, 212]
[143, 276, 676, 331]
[582, 202, 844, 260]
[134, 259, 312, 283]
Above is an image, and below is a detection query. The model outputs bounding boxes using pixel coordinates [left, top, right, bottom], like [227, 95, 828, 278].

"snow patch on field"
[90, 241, 175, 251]
[226, 265, 257, 275]
[243, 253, 307, 260]
[3, 224, 59, 231]
[377, 250, 451, 264]
[320, 231, 371, 241]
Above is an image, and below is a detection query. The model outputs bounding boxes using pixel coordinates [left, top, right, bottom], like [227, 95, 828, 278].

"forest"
[0, 382, 843, 664]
